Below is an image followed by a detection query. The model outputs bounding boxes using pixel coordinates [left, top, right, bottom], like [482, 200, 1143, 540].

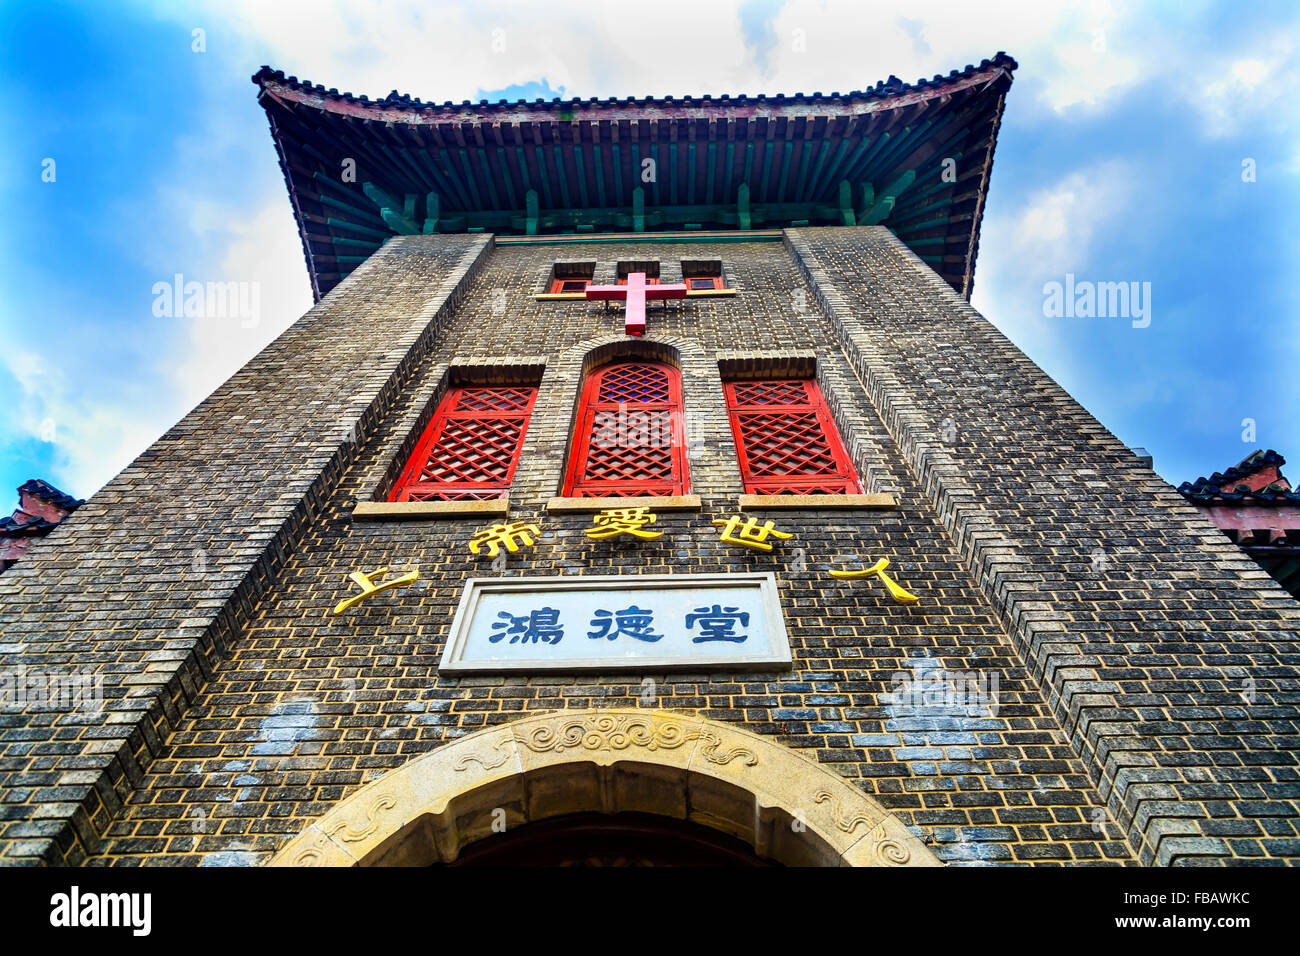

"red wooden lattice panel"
[724, 378, 861, 495]
[389, 385, 537, 502]
[564, 360, 689, 497]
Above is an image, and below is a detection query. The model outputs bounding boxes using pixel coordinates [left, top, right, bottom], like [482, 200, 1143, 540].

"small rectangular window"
[551, 277, 591, 294]
[389, 385, 538, 502]
[546, 261, 595, 295]
[723, 379, 861, 495]
[681, 259, 725, 292]
[616, 260, 661, 285]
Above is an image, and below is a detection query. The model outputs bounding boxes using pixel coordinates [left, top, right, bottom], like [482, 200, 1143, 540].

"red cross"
[585, 272, 688, 336]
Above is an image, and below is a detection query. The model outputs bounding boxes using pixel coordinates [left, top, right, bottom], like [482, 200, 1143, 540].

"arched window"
[562, 359, 689, 497]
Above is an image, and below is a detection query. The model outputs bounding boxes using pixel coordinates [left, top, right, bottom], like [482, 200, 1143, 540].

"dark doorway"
[442, 812, 780, 867]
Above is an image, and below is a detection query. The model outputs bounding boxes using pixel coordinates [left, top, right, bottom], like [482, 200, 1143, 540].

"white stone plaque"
[438, 573, 791, 674]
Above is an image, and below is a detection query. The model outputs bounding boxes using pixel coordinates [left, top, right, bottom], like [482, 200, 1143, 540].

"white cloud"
[31, 0, 1279, 502]
[166, 200, 312, 412]
[984, 160, 1136, 270]
[1, 345, 175, 497]
[1193, 37, 1299, 138]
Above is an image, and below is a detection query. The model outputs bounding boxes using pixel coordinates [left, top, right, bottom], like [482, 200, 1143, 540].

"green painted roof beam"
[723, 141, 736, 206]
[669, 143, 679, 205]
[476, 151, 503, 209]
[859, 169, 916, 225]
[650, 143, 662, 205]
[760, 141, 775, 202]
[532, 146, 553, 209]
[324, 216, 389, 240]
[525, 189, 539, 235]
[571, 143, 590, 209]
[794, 138, 816, 203]
[317, 184, 388, 226]
[592, 141, 608, 209]
[459, 149, 490, 210]
[812, 136, 855, 203]
[705, 142, 717, 205]
[495, 147, 519, 208]
[329, 235, 383, 250]
[436, 148, 474, 209]
[687, 142, 696, 205]
[838, 180, 856, 226]
[422, 192, 440, 234]
[738, 181, 751, 230]
[776, 141, 794, 203]
[632, 185, 645, 232]
[551, 145, 572, 210]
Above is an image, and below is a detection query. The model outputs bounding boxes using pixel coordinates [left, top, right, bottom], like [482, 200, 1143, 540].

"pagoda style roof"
[253, 55, 1017, 301]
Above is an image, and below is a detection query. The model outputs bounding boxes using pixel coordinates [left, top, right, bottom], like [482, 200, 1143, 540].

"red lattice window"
[687, 276, 724, 291]
[389, 385, 537, 502]
[563, 360, 689, 497]
[723, 378, 861, 495]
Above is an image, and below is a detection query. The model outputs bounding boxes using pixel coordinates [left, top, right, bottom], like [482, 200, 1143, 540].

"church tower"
[2, 54, 1298, 867]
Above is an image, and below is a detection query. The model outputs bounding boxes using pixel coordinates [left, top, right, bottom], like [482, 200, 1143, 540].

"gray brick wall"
[786, 226, 1300, 865]
[0, 234, 491, 863]
[2, 228, 1295, 867]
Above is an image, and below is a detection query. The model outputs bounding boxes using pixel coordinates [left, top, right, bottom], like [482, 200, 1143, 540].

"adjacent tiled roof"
[1177, 449, 1300, 505]
[17, 478, 83, 511]
[253, 55, 1017, 301]
[0, 515, 60, 537]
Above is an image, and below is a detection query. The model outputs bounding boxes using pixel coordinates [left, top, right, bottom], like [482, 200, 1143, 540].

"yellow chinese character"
[331, 566, 419, 615]
[469, 520, 542, 557]
[829, 557, 919, 604]
[584, 507, 663, 540]
[712, 514, 793, 552]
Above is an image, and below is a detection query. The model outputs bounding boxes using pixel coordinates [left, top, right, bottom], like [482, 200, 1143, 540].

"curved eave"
[253, 55, 1016, 301]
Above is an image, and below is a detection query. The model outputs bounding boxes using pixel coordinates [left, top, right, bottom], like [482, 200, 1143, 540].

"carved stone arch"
[270, 708, 940, 867]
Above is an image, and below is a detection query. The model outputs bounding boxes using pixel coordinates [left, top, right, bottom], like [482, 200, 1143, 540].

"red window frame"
[389, 385, 538, 502]
[562, 359, 690, 497]
[686, 276, 724, 291]
[549, 277, 590, 294]
[616, 275, 660, 286]
[723, 378, 862, 495]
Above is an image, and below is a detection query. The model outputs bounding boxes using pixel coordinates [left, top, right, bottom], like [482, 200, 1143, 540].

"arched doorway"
[443, 812, 780, 867]
[269, 709, 940, 867]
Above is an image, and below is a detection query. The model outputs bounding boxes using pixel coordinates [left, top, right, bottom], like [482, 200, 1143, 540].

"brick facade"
[1, 228, 1296, 866]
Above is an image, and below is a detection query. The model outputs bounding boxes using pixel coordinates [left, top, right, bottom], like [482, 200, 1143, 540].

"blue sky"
[1, 0, 1297, 505]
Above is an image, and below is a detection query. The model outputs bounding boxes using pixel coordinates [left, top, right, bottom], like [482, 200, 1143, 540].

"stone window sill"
[547, 494, 702, 513]
[353, 498, 510, 521]
[737, 493, 896, 510]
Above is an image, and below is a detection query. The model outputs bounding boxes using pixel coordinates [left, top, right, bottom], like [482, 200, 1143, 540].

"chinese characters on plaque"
[438, 573, 789, 673]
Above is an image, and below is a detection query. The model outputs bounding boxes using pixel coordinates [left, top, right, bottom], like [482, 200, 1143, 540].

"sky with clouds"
[1, 0, 1297, 504]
